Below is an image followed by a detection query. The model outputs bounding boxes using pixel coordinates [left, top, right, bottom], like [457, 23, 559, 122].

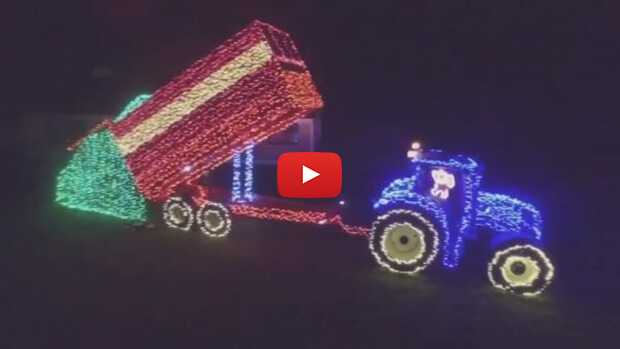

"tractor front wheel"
[487, 244, 555, 296]
[370, 209, 440, 275]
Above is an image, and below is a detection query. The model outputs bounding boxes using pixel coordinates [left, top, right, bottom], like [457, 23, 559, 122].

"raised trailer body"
[58, 20, 323, 223]
[111, 20, 323, 201]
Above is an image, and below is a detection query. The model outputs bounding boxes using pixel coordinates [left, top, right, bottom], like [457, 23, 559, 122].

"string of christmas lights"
[231, 143, 255, 203]
[413, 153, 482, 268]
[430, 168, 455, 199]
[243, 144, 255, 202]
[370, 209, 440, 274]
[373, 147, 546, 273]
[196, 202, 232, 237]
[58, 94, 156, 220]
[476, 191, 543, 240]
[56, 129, 147, 221]
[67, 119, 113, 151]
[229, 204, 370, 236]
[54, 20, 555, 297]
[105, 21, 322, 202]
[162, 196, 195, 231]
[114, 94, 152, 123]
[374, 175, 452, 267]
[68, 94, 153, 152]
[231, 149, 243, 202]
[371, 143, 553, 295]
[487, 244, 554, 296]
[57, 20, 322, 225]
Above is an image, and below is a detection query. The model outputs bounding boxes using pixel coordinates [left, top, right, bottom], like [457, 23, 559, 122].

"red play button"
[277, 152, 342, 198]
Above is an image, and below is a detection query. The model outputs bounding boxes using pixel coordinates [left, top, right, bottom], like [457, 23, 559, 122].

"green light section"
[55, 129, 147, 221]
[113, 94, 152, 123]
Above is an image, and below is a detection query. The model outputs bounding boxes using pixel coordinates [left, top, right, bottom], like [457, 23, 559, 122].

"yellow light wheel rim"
[500, 256, 541, 287]
[381, 223, 426, 264]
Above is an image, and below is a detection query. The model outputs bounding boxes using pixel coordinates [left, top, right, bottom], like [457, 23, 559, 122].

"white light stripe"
[117, 41, 273, 155]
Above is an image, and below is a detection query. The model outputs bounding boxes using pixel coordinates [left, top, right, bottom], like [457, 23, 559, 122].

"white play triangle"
[302, 165, 320, 184]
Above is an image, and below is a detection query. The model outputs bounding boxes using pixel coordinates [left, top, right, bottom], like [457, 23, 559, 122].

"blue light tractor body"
[370, 148, 553, 295]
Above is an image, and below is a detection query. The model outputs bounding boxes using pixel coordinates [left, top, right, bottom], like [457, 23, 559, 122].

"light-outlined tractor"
[56, 20, 554, 296]
[371, 143, 554, 296]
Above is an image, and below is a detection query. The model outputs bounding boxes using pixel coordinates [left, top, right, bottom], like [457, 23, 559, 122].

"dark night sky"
[3, 1, 620, 338]
[4, 0, 619, 206]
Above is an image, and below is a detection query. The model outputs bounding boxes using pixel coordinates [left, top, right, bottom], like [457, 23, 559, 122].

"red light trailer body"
[109, 20, 323, 201]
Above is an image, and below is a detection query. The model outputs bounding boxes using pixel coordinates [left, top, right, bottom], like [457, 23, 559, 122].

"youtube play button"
[302, 165, 320, 184]
[277, 152, 342, 198]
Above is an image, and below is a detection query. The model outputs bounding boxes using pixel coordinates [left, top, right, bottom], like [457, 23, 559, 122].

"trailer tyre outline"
[162, 197, 195, 231]
[197, 202, 232, 238]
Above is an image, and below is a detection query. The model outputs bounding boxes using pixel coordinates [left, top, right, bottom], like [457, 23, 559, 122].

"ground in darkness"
[2, 148, 618, 349]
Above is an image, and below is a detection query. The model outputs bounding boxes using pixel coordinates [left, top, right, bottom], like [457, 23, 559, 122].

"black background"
[4, 0, 618, 194]
[3, 0, 619, 347]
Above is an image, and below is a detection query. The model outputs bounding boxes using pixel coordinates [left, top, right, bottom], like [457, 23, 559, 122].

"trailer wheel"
[488, 244, 555, 296]
[196, 202, 231, 237]
[370, 209, 440, 274]
[162, 197, 195, 231]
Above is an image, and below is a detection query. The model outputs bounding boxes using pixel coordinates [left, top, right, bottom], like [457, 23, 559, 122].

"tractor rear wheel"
[162, 197, 195, 231]
[196, 202, 232, 237]
[487, 244, 555, 296]
[370, 209, 440, 274]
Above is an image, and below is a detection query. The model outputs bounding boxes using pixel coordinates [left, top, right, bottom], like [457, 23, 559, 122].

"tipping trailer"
[110, 20, 323, 202]
[57, 20, 324, 226]
[56, 20, 554, 296]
